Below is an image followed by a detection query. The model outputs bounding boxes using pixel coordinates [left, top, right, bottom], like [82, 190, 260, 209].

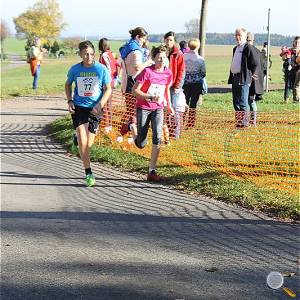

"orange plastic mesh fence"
[96, 90, 300, 194]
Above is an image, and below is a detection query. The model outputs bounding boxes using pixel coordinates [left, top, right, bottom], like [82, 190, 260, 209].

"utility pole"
[199, 0, 208, 57]
[266, 8, 271, 92]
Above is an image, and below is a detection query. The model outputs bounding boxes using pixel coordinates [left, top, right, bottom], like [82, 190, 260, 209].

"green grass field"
[2, 37, 27, 55]
[1, 57, 77, 97]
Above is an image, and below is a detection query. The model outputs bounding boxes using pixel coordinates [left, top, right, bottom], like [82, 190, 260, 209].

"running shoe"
[120, 116, 136, 136]
[73, 133, 78, 146]
[147, 170, 163, 182]
[86, 173, 96, 187]
[71, 133, 79, 152]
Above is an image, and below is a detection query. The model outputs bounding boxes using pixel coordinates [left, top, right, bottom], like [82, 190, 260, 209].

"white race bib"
[77, 76, 100, 97]
[147, 83, 165, 103]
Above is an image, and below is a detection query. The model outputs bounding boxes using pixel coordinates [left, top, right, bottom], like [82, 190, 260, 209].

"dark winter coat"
[249, 45, 264, 97]
[228, 43, 258, 86]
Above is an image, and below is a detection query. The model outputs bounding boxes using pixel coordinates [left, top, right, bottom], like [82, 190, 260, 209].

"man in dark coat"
[246, 32, 264, 125]
[228, 28, 258, 127]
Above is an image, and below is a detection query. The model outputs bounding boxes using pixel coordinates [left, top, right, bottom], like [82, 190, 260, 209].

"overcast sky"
[2, 0, 299, 38]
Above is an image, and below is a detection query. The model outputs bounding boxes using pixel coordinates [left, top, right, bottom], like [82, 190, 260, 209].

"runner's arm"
[65, 80, 73, 101]
[97, 83, 112, 110]
[132, 82, 157, 101]
[65, 80, 75, 113]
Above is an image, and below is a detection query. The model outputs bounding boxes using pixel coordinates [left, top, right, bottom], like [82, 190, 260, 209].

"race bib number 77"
[77, 76, 100, 97]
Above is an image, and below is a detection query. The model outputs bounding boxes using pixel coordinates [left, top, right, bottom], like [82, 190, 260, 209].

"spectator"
[280, 46, 293, 102]
[99, 38, 120, 87]
[173, 90, 187, 138]
[183, 38, 206, 128]
[119, 27, 153, 94]
[261, 42, 272, 90]
[291, 36, 300, 102]
[179, 40, 189, 53]
[164, 31, 185, 136]
[228, 28, 258, 128]
[118, 27, 153, 139]
[246, 32, 264, 125]
[98, 38, 120, 132]
[280, 37, 300, 102]
[27, 37, 45, 90]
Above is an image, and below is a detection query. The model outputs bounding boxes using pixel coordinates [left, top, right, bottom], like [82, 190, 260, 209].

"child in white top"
[172, 89, 187, 139]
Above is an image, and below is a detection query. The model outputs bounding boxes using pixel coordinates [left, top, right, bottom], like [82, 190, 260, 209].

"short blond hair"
[188, 38, 200, 50]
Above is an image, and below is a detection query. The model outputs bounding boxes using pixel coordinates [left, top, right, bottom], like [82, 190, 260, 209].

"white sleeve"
[102, 53, 112, 75]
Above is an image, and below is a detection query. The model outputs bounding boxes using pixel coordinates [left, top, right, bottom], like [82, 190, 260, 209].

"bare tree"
[199, 0, 208, 57]
[184, 18, 199, 38]
[1, 19, 11, 61]
[62, 36, 82, 54]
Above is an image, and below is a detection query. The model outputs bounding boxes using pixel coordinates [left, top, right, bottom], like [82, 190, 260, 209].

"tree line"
[148, 33, 295, 47]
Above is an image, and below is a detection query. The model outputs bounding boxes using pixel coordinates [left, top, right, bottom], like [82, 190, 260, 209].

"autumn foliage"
[13, 0, 66, 41]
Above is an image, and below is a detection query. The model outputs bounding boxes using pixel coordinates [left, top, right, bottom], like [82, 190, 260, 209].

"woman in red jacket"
[164, 31, 185, 136]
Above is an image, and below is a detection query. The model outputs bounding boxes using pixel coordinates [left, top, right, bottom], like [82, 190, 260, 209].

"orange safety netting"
[96, 90, 300, 194]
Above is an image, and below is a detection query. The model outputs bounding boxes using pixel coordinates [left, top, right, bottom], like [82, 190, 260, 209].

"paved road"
[1, 96, 299, 300]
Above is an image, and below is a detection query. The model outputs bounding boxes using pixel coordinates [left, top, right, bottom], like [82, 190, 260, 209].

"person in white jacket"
[183, 39, 206, 128]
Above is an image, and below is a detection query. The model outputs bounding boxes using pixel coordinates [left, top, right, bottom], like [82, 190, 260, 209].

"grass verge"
[48, 115, 299, 222]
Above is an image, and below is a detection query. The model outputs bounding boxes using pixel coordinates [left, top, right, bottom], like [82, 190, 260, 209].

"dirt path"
[2, 53, 27, 71]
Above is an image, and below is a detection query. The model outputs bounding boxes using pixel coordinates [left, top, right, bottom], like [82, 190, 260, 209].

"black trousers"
[183, 83, 202, 108]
